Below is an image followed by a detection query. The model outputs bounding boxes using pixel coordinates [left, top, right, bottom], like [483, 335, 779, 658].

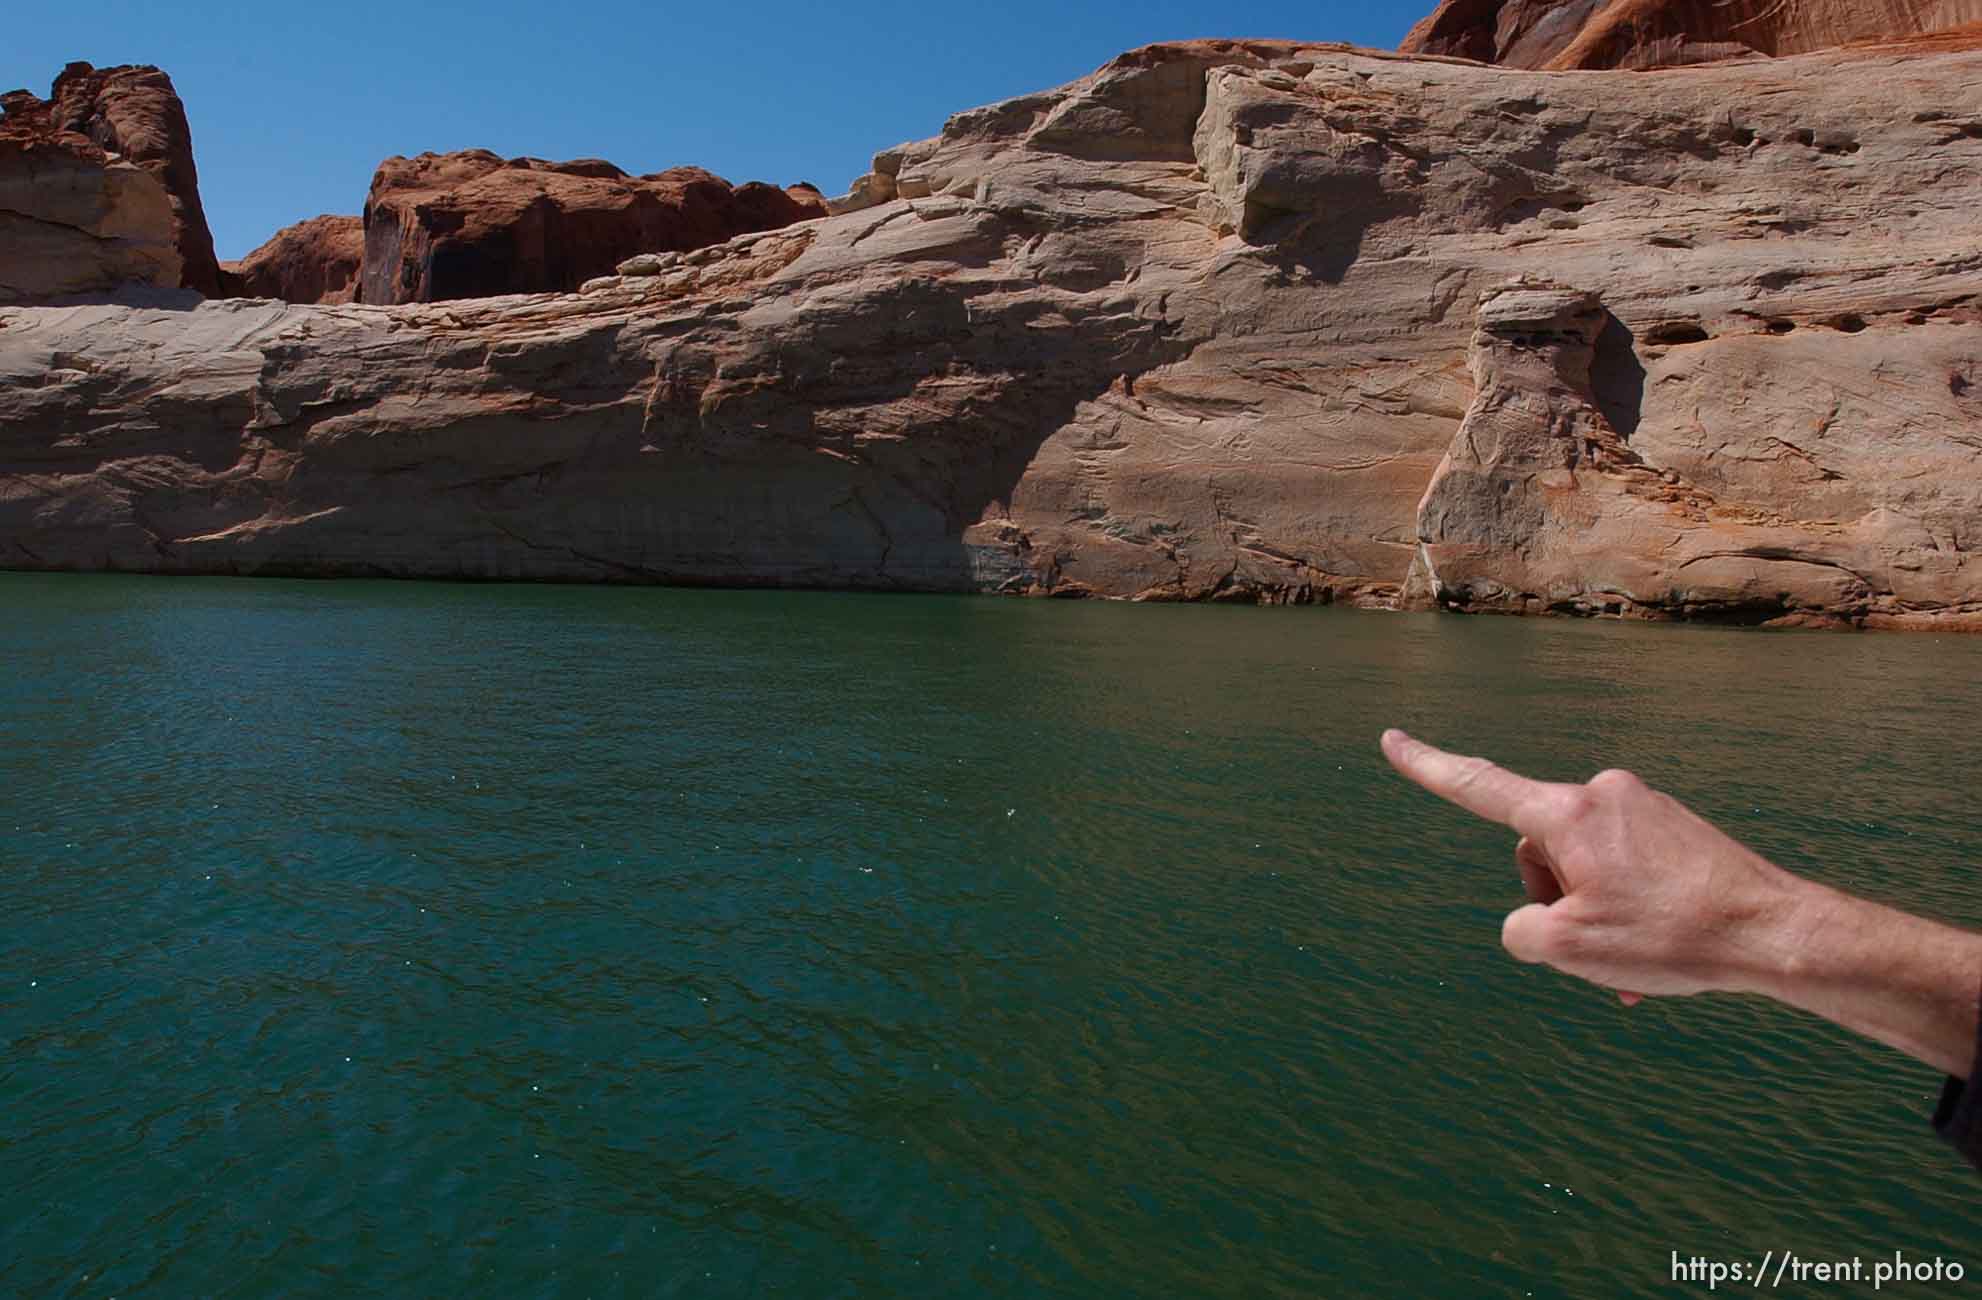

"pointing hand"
[1379, 729, 1805, 1003]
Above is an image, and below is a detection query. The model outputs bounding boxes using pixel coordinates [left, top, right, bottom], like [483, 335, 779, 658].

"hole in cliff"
[1730, 126, 1756, 147]
[1825, 314, 1867, 333]
[1765, 319, 1797, 335]
[1643, 320, 1711, 345]
[1961, 124, 1982, 139]
[1954, 373, 1973, 398]
[1559, 200, 1587, 213]
[1791, 128, 1815, 147]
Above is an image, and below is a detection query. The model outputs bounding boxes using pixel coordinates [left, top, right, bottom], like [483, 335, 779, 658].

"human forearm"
[1745, 877, 1982, 1080]
[1383, 729, 1982, 1168]
[1378, 730, 1982, 1078]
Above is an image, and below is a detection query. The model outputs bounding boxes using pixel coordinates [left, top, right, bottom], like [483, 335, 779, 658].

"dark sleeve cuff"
[1932, 1075, 1982, 1166]
[1933, 988, 1982, 1169]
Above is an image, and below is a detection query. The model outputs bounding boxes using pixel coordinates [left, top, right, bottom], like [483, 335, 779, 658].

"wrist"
[1717, 870, 1982, 1078]
[1718, 868, 1841, 1001]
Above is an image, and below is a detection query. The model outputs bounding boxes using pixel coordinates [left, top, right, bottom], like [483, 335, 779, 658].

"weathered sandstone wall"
[0, 63, 225, 297]
[223, 214, 364, 305]
[1400, 0, 1982, 69]
[0, 126, 181, 305]
[357, 153, 829, 304]
[0, 69, 194, 304]
[2, 39, 1979, 626]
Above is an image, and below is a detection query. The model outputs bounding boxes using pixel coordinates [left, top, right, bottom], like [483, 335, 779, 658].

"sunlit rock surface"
[355, 152, 829, 305]
[0, 62, 217, 303]
[223, 214, 364, 305]
[3, 38, 1980, 625]
[1399, 0, 1982, 69]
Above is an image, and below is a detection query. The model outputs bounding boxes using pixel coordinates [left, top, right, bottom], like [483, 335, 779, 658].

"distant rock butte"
[1400, 0, 1982, 69]
[0, 62, 223, 298]
[0, 105, 178, 303]
[2, 37, 1981, 628]
[223, 214, 364, 305]
[0, 62, 829, 308]
[354, 152, 829, 305]
[0, 63, 219, 303]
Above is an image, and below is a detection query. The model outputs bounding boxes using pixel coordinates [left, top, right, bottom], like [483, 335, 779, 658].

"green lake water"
[4, 573, 1980, 1297]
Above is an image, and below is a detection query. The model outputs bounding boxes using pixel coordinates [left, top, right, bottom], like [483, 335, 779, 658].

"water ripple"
[3, 576, 1980, 1297]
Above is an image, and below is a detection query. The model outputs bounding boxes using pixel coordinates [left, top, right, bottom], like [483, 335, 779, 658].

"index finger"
[1379, 729, 1560, 836]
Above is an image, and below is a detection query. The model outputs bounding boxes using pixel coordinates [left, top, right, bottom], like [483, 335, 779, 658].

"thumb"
[1501, 902, 1560, 965]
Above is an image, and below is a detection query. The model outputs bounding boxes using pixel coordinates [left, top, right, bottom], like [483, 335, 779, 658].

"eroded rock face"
[223, 214, 364, 304]
[2, 39, 1980, 627]
[0, 62, 224, 297]
[1408, 282, 1737, 618]
[1408, 274, 1982, 628]
[1400, 0, 1982, 69]
[0, 102, 181, 303]
[358, 152, 829, 304]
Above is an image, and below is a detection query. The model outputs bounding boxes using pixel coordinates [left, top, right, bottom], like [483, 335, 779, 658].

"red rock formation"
[4, 38, 1982, 627]
[0, 85, 183, 303]
[358, 152, 829, 305]
[1400, 0, 1982, 68]
[223, 214, 364, 304]
[0, 63, 224, 295]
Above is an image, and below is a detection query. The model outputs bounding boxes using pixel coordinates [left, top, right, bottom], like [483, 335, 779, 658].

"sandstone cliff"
[2, 39, 1980, 627]
[0, 63, 224, 297]
[358, 152, 829, 304]
[222, 214, 364, 305]
[0, 99, 181, 303]
[1400, 0, 1982, 68]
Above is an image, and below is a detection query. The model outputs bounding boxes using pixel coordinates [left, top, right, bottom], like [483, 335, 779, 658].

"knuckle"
[1588, 767, 1643, 796]
[1553, 786, 1598, 822]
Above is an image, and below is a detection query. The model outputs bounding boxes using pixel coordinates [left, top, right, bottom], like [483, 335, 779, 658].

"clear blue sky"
[7, 1, 1429, 260]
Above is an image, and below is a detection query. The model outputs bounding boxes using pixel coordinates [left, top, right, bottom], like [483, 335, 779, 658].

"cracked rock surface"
[2, 37, 1981, 624]
[1401, 0, 1982, 70]
[0, 62, 225, 299]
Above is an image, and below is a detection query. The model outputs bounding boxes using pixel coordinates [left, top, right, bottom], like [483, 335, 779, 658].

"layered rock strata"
[0, 62, 224, 296]
[2, 38, 1980, 626]
[1400, 0, 1982, 69]
[0, 102, 181, 303]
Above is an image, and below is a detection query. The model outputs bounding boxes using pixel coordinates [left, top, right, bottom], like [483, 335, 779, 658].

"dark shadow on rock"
[1591, 309, 1644, 438]
[25, 286, 207, 312]
[1284, 233, 1365, 285]
[574, 251, 1201, 595]
[0, 211, 1198, 594]
[1254, 211, 1370, 286]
